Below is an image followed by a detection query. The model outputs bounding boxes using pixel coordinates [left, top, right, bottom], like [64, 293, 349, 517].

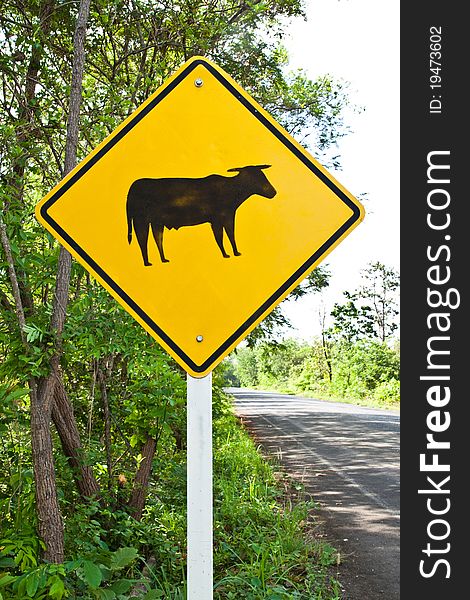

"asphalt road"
[229, 388, 400, 600]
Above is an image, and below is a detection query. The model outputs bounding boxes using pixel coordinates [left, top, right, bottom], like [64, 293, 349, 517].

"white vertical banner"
[187, 372, 213, 599]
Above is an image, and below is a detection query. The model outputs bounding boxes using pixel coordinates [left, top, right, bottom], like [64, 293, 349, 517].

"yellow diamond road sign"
[36, 57, 365, 377]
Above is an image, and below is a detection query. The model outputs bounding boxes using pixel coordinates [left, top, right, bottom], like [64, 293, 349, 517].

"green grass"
[247, 383, 400, 411]
[211, 411, 342, 599]
[0, 402, 342, 599]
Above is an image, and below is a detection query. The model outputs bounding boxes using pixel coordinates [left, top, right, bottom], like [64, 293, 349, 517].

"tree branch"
[0, 214, 28, 347]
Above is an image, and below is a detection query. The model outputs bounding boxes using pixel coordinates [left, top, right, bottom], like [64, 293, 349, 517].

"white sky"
[280, 0, 400, 339]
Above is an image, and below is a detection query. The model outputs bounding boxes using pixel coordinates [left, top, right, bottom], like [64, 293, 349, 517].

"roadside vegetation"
[0, 380, 342, 598]
[1, 0, 356, 596]
[227, 262, 400, 409]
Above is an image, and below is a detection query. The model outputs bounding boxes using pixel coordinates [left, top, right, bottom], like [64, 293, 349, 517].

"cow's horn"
[227, 164, 271, 172]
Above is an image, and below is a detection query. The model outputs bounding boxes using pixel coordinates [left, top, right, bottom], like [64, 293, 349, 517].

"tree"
[356, 261, 399, 342]
[1, 0, 354, 565]
[330, 261, 399, 343]
[1, 0, 92, 563]
[246, 266, 331, 346]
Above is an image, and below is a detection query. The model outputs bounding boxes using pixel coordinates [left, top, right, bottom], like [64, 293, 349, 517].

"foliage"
[1, 401, 341, 598]
[233, 339, 311, 391]
[1, 0, 355, 592]
[230, 336, 400, 408]
[212, 412, 341, 599]
[325, 340, 399, 402]
[329, 262, 399, 343]
[0, 541, 142, 600]
[0, 0, 344, 393]
[245, 266, 331, 347]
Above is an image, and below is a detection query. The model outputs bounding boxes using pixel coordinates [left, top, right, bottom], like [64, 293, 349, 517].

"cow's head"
[227, 165, 277, 199]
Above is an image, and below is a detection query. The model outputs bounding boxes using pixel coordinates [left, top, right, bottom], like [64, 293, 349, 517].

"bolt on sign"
[36, 57, 365, 377]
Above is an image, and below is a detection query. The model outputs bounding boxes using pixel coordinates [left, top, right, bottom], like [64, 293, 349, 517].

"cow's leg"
[133, 219, 152, 266]
[224, 216, 241, 257]
[151, 222, 169, 263]
[210, 222, 229, 258]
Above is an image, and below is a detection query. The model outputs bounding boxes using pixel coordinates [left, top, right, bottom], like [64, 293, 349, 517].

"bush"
[0, 398, 341, 599]
[230, 337, 400, 407]
[330, 340, 399, 400]
[372, 378, 400, 406]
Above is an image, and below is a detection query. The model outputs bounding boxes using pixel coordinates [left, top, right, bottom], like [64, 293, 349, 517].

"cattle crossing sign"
[35, 56, 365, 600]
[35, 56, 365, 377]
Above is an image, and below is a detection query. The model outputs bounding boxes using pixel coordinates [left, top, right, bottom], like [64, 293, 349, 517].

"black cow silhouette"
[126, 165, 276, 265]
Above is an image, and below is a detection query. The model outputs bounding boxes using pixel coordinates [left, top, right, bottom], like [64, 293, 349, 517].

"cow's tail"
[126, 199, 133, 244]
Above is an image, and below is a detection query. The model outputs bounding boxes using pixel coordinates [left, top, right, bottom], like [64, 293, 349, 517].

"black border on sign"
[40, 58, 362, 374]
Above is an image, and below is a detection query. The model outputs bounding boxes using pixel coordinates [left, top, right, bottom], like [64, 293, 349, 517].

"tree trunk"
[52, 380, 100, 499]
[322, 333, 333, 383]
[96, 366, 113, 494]
[128, 437, 157, 520]
[170, 424, 185, 451]
[30, 380, 65, 563]
[319, 307, 333, 382]
[1, 196, 65, 562]
[31, 0, 92, 562]
[5, 1, 56, 314]
[0, 218, 28, 346]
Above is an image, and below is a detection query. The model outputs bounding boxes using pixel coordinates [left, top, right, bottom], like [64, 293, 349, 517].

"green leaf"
[108, 579, 133, 595]
[82, 560, 103, 588]
[95, 589, 116, 600]
[5, 387, 28, 402]
[109, 547, 138, 570]
[64, 559, 82, 572]
[0, 558, 16, 568]
[48, 578, 65, 600]
[26, 573, 39, 597]
[0, 575, 16, 588]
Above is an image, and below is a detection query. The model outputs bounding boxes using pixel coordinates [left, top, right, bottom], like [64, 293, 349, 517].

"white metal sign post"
[187, 373, 213, 599]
